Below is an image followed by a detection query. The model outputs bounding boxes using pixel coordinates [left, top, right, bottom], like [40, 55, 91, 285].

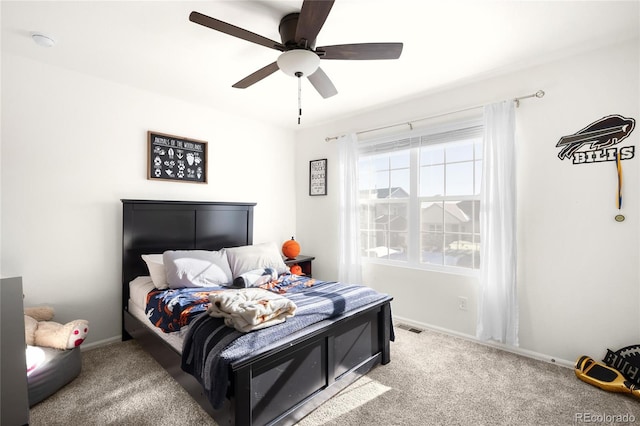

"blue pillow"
[232, 267, 278, 288]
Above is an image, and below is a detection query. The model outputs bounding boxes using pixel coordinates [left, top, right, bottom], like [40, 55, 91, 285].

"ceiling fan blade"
[318, 43, 403, 60]
[295, 0, 335, 46]
[232, 62, 280, 89]
[307, 67, 338, 99]
[190, 11, 285, 51]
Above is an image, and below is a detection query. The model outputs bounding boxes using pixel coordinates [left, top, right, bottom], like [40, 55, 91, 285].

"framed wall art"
[148, 131, 207, 183]
[309, 158, 327, 196]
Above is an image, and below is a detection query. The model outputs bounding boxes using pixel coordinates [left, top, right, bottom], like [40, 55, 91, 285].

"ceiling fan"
[189, 0, 403, 100]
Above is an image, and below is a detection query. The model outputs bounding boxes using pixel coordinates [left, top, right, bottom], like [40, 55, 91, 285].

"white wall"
[294, 39, 639, 365]
[1, 53, 296, 345]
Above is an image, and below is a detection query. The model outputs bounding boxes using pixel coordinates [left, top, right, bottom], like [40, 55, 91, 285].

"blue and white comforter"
[181, 275, 391, 409]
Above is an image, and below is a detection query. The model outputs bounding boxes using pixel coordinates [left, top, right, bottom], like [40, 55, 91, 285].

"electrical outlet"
[458, 296, 468, 311]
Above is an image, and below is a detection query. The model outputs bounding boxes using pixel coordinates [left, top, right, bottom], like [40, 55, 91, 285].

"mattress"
[128, 276, 187, 352]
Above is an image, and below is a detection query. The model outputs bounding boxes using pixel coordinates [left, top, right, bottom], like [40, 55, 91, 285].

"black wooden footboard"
[229, 297, 392, 425]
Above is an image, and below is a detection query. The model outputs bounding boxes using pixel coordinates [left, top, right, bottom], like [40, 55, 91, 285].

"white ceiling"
[2, 1, 639, 129]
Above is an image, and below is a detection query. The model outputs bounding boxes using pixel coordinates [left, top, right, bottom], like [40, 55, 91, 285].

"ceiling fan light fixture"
[277, 49, 320, 77]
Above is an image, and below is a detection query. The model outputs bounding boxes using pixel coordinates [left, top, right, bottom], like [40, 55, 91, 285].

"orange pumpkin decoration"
[290, 264, 303, 275]
[282, 236, 300, 259]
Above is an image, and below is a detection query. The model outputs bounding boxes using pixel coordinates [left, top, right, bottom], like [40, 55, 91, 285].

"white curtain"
[476, 101, 518, 346]
[337, 133, 363, 284]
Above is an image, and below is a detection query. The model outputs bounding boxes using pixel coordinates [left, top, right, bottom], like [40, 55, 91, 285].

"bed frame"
[121, 199, 393, 426]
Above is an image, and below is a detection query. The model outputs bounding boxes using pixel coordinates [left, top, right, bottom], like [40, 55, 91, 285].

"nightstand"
[283, 255, 315, 277]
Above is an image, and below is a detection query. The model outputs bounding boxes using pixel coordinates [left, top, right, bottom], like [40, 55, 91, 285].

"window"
[358, 120, 483, 272]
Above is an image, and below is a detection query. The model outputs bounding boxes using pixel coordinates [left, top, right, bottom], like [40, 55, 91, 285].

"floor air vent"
[397, 324, 423, 334]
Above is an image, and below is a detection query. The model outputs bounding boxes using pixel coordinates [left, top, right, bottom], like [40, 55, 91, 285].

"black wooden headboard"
[121, 200, 256, 313]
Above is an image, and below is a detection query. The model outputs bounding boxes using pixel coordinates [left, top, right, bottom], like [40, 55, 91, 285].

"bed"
[121, 199, 393, 426]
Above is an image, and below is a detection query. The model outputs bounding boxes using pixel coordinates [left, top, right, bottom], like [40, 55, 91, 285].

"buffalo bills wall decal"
[556, 114, 635, 164]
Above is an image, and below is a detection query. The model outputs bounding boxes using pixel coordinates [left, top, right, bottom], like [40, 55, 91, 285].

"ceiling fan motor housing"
[279, 13, 313, 49]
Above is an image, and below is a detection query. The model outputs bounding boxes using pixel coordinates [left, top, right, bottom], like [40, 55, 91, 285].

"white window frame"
[358, 118, 483, 276]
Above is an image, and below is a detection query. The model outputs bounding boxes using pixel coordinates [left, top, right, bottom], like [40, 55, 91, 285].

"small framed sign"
[309, 158, 327, 196]
[148, 131, 207, 183]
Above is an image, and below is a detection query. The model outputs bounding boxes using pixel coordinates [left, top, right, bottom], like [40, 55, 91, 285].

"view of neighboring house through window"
[358, 119, 483, 271]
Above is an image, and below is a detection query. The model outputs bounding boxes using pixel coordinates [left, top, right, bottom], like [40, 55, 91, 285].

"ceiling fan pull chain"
[296, 71, 303, 125]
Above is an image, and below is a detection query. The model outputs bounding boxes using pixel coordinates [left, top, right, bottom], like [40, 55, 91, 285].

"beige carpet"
[29, 327, 640, 425]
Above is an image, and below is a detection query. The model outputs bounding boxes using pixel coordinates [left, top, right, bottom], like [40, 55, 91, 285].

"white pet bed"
[27, 346, 81, 406]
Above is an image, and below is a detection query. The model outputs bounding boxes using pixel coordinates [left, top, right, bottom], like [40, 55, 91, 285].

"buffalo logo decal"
[556, 114, 635, 164]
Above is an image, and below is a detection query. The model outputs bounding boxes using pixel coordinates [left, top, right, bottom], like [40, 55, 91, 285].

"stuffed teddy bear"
[24, 306, 89, 350]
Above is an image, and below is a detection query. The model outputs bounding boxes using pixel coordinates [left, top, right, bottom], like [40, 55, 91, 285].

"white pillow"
[129, 276, 156, 310]
[225, 242, 289, 278]
[141, 254, 169, 290]
[163, 250, 233, 288]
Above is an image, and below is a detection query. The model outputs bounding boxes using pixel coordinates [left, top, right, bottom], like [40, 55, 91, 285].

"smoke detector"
[31, 33, 55, 48]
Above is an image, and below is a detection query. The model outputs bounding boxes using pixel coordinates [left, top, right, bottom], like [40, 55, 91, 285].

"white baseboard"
[80, 335, 122, 351]
[393, 315, 575, 369]
[81, 319, 576, 370]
